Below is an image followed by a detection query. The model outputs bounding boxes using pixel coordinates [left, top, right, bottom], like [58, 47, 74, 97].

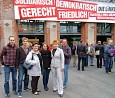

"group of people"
[72, 39, 115, 74]
[0, 36, 71, 98]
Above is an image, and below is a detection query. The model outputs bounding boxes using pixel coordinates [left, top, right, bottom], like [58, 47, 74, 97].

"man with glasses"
[0, 36, 18, 97]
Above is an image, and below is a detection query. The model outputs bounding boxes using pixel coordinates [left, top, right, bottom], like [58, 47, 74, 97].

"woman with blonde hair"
[51, 40, 64, 97]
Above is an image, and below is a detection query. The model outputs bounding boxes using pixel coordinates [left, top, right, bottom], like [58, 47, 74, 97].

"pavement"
[0, 58, 115, 98]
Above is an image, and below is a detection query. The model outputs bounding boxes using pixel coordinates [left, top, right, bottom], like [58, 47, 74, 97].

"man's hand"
[110, 53, 114, 56]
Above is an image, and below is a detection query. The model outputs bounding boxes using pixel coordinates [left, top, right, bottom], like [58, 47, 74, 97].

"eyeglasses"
[10, 40, 14, 41]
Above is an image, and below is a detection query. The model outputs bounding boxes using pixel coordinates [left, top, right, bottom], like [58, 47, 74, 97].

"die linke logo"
[14, 0, 115, 22]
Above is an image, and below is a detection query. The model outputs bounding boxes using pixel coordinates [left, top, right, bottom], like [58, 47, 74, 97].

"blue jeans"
[77, 57, 85, 71]
[105, 57, 113, 73]
[89, 56, 94, 65]
[63, 64, 69, 86]
[18, 65, 29, 93]
[4, 66, 17, 94]
[42, 69, 50, 88]
[85, 54, 88, 66]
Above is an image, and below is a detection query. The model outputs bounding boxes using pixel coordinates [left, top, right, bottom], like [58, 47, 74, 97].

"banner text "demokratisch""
[56, 0, 97, 12]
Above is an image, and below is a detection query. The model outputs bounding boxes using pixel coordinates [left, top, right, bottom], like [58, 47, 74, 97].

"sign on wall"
[14, 0, 115, 23]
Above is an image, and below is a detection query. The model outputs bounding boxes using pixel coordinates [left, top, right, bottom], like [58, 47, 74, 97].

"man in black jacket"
[77, 41, 86, 71]
[16, 37, 31, 97]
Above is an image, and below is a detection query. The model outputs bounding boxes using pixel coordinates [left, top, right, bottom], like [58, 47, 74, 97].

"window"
[17, 20, 44, 33]
[60, 21, 81, 33]
[97, 23, 111, 34]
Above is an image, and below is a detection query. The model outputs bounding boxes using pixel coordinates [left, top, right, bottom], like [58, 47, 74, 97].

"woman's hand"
[61, 68, 64, 72]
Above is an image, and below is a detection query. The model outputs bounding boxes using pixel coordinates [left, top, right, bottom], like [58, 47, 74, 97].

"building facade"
[0, 0, 115, 50]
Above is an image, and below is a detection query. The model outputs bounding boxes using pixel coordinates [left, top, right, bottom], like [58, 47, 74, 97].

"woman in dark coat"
[95, 41, 104, 68]
[40, 43, 51, 91]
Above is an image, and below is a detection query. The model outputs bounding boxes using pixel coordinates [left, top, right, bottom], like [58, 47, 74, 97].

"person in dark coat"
[77, 41, 86, 71]
[95, 41, 104, 68]
[40, 43, 51, 91]
[16, 37, 31, 97]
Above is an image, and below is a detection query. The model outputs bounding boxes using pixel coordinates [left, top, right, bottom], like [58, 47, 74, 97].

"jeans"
[105, 57, 113, 73]
[0, 63, 2, 73]
[43, 69, 50, 89]
[85, 54, 89, 66]
[89, 56, 94, 65]
[78, 57, 85, 71]
[63, 64, 69, 86]
[4, 66, 17, 94]
[114, 55, 115, 62]
[18, 65, 29, 93]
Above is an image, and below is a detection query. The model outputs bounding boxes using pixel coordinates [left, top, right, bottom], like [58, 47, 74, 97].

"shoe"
[59, 94, 63, 97]
[34, 92, 39, 95]
[37, 90, 41, 92]
[44, 87, 49, 91]
[108, 72, 112, 74]
[18, 92, 22, 97]
[5, 94, 10, 97]
[63, 85, 67, 89]
[24, 88, 31, 91]
[13, 91, 17, 95]
[90, 65, 94, 66]
[53, 90, 57, 92]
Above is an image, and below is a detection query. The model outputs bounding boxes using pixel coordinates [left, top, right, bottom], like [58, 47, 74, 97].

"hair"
[98, 41, 101, 44]
[22, 37, 28, 42]
[80, 40, 83, 43]
[32, 42, 39, 46]
[52, 40, 59, 45]
[9, 36, 14, 40]
[62, 38, 67, 42]
[41, 42, 49, 50]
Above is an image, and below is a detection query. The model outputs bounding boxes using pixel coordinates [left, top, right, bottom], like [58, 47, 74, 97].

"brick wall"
[45, 21, 60, 46]
[81, 22, 88, 43]
[0, 0, 18, 49]
[81, 22, 97, 44]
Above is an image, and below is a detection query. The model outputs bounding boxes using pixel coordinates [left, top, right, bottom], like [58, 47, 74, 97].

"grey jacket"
[25, 50, 41, 76]
[62, 46, 71, 64]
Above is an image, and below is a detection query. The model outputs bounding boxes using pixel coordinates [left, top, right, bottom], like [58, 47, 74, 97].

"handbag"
[89, 52, 94, 57]
[23, 53, 34, 70]
[95, 50, 100, 55]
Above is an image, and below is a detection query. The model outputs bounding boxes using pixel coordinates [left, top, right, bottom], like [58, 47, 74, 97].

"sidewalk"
[0, 59, 115, 98]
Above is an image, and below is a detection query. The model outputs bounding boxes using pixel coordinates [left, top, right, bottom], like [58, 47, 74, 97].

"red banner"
[14, 0, 115, 23]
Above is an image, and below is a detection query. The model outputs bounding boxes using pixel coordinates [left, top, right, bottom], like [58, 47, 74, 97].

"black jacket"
[95, 44, 104, 58]
[40, 50, 51, 69]
[15, 46, 31, 69]
[77, 43, 86, 58]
